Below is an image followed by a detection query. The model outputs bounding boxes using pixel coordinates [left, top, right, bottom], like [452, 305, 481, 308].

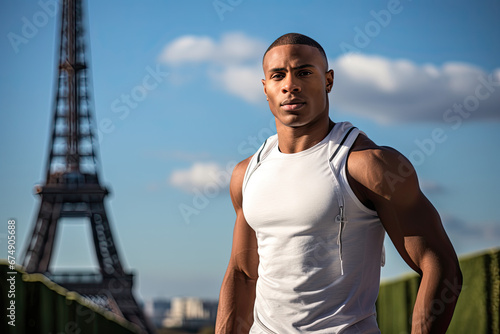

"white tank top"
[242, 122, 385, 334]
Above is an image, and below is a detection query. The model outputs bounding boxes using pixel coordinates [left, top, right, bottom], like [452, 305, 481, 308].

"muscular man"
[216, 33, 462, 334]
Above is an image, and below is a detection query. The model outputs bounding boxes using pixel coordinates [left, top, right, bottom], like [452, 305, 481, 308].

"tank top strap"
[242, 134, 278, 194]
[327, 123, 386, 268]
[328, 122, 360, 174]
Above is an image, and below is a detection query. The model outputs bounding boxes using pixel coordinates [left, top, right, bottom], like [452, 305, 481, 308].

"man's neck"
[276, 118, 334, 154]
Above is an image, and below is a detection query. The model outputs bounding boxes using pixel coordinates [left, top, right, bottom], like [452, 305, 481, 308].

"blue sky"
[1, 0, 499, 303]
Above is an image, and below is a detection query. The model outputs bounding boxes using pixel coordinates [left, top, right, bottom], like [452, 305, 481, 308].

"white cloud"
[159, 32, 266, 65]
[217, 32, 266, 64]
[168, 162, 231, 193]
[160, 35, 216, 64]
[159, 32, 266, 103]
[213, 64, 264, 104]
[159, 33, 500, 120]
[332, 53, 500, 123]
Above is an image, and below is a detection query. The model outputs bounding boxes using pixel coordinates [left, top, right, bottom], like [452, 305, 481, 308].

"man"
[216, 33, 462, 333]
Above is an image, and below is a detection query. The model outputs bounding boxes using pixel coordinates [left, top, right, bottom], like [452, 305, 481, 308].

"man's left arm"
[348, 143, 462, 333]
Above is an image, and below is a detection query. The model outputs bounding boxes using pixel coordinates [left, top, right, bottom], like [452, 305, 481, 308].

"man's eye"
[271, 73, 284, 79]
[298, 71, 312, 76]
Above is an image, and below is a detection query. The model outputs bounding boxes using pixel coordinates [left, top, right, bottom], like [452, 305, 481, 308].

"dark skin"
[216, 44, 462, 333]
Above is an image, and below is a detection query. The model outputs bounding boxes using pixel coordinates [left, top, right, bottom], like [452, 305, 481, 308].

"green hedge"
[0, 262, 140, 334]
[376, 248, 500, 334]
[2, 248, 498, 333]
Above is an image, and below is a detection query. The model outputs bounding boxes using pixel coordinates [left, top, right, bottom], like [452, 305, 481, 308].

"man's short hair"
[263, 33, 328, 67]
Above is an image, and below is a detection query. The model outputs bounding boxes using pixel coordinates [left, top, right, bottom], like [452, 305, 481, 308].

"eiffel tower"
[21, 0, 154, 333]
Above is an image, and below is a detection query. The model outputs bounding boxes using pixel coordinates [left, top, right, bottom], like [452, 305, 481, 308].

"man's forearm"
[411, 264, 462, 333]
[216, 269, 257, 334]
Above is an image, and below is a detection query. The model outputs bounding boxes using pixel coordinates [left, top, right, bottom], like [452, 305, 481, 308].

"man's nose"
[281, 75, 301, 94]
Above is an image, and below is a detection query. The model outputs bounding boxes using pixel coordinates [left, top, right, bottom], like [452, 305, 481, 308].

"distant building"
[162, 297, 218, 330]
[144, 298, 171, 329]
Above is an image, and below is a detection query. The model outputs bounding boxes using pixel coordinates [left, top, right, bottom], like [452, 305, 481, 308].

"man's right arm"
[216, 157, 259, 334]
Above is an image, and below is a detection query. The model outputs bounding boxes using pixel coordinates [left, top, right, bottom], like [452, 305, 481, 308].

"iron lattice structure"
[21, 0, 154, 333]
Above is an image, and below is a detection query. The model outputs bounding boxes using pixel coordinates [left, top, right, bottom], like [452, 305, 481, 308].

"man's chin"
[277, 118, 309, 129]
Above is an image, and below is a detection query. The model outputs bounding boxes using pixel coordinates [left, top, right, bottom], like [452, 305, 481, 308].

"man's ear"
[326, 69, 334, 93]
[262, 78, 268, 100]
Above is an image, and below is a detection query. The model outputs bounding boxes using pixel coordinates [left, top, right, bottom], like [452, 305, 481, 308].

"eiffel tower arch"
[21, 0, 155, 332]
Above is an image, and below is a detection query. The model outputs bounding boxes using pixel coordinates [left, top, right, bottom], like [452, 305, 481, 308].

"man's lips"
[281, 99, 306, 111]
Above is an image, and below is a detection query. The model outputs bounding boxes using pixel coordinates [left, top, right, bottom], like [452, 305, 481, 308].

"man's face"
[262, 44, 333, 128]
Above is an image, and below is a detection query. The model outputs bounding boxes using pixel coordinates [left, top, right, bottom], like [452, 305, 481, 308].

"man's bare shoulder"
[349, 132, 402, 165]
[347, 133, 418, 202]
[229, 156, 253, 208]
[231, 156, 253, 184]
